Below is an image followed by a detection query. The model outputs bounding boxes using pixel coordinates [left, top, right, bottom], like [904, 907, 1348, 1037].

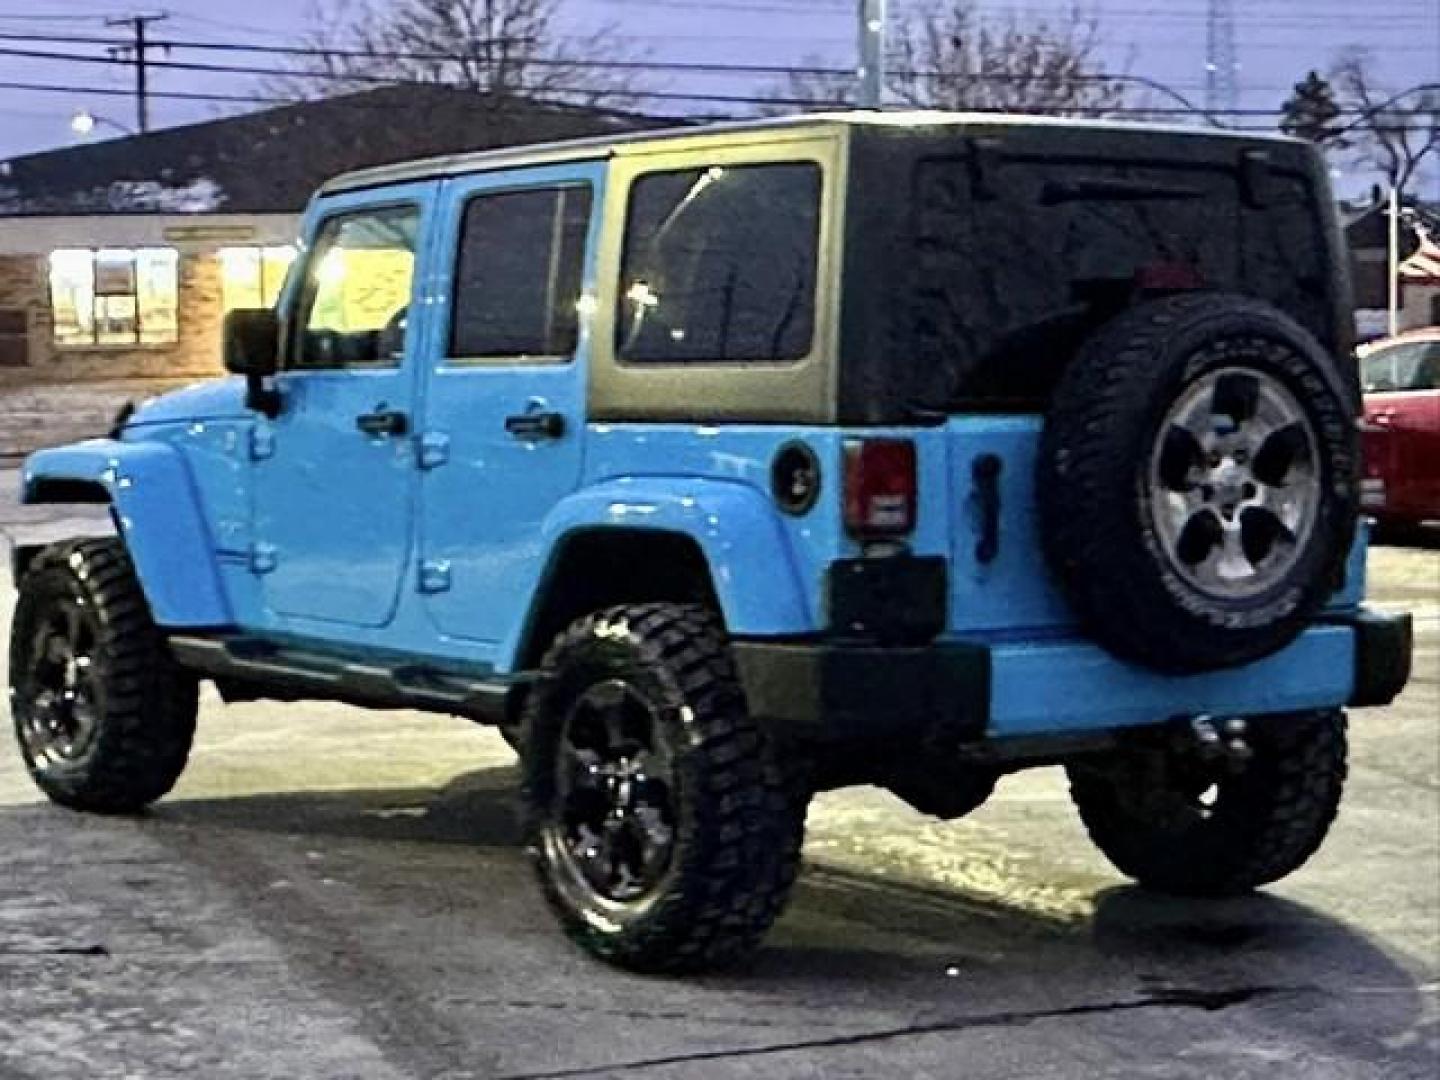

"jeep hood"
[127, 378, 251, 428]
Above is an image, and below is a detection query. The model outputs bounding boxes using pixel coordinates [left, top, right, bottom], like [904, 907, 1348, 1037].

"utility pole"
[1204, 0, 1238, 117]
[106, 13, 168, 134]
[858, 0, 887, 109]
[1388, 185, 1401, 337]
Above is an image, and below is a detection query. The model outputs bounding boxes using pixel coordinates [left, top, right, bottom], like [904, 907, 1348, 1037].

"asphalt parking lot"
[0, 493, 1436, 1080]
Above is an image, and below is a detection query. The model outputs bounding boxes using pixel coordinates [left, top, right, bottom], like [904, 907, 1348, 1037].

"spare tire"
[1038, 293, 1359, 673]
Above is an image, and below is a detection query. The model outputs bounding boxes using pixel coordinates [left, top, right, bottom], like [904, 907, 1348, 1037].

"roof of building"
[1344, 197, 1440, 251]
[0, 85, 662, 218]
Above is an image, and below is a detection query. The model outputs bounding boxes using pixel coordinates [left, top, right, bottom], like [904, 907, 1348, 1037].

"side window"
[617, 162, 822, 364]
[450, 185, 593, 360]
[1363, 343, 1425, 393]
[292, 205, 419, 370]
[1413, 342, 1440, 390]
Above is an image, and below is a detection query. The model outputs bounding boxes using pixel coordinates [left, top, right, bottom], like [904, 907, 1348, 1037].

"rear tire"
[1068, 710, 1347, 896]
[522, 603, 805, 973]
[9, 539, 197, 814]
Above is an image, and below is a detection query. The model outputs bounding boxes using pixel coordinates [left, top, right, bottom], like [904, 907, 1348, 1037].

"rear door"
[417, 164, 602, 651]
[252, 187, 434, 628]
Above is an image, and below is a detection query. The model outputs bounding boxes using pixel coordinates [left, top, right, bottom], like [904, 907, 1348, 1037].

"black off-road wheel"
[1068, 710, 1347, 896]
[1040, 293, 1360, 673]
[9, 538, 198, 814]
[521, 603, 806, 973]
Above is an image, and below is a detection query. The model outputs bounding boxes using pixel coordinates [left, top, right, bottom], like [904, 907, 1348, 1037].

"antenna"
[1205, 0, 1239, 117]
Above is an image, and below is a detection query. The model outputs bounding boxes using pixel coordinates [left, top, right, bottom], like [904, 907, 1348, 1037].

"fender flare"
[22, 440, 231, 627]
[519, 476, 813, 646]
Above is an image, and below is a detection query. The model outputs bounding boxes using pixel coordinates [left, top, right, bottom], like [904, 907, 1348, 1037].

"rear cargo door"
[914, 142, 1331, 637]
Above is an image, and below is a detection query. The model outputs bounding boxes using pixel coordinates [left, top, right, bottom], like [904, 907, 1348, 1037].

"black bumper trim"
[1342, 608, 1413, 708]
[732, 639, 990, 746]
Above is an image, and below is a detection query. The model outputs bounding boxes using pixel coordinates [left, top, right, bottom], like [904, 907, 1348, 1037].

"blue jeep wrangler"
[10, 114, 1412, 973]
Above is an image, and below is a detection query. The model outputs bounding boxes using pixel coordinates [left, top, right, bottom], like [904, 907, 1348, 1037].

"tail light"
[1135, 260, 1204, 293]
[843, 438, 916, 538]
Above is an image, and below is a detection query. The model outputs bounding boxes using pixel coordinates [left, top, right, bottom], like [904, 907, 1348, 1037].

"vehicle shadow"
[1372, 524, 1440, 550]
[143, 764, 1433, 1068]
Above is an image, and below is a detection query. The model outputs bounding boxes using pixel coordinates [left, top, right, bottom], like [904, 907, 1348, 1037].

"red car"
[1360, 330, 1440, 536]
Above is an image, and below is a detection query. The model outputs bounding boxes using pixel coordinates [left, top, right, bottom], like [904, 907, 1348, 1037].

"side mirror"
[223, 308, 281, 417]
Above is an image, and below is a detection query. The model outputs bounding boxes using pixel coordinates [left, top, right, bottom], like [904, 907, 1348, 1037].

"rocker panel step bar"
[167, 635, 528, 726]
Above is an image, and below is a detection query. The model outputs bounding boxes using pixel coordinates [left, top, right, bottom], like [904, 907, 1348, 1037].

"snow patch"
[104, 177, 227, 213]
[0, 176, 228, 216]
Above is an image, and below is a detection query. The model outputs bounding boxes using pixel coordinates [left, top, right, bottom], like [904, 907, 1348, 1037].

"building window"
[219, 245, 298, 311]
[49, 248, 179, 347]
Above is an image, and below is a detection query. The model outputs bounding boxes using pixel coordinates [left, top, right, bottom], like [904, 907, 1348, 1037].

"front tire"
[9, 539, 198, 813]
[1068, 710, 1347, 896]
[522, 603, 806, 973]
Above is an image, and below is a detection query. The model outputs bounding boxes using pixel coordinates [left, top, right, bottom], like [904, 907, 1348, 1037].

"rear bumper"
[1343, 607, 1412, 708]
[731, 641, 990, 744]
[733, 608, 1413, 745]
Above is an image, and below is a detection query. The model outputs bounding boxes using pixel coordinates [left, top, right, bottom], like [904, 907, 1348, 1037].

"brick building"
[0, 86, 655, 386]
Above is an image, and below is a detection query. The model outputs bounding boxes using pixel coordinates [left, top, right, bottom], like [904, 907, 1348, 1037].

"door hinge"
[249, 543, 278, 575]
[249, 425, 276, 461]
[419, 560, 452, 594]
[418, 431, 450, 470]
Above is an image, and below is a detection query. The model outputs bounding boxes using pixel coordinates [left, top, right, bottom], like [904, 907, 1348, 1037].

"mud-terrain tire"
[9, 538, 198, 813]
[522, 603, 806, 973]
[1039, 293, 1359, 673]
[1068, 710, 1347, 896]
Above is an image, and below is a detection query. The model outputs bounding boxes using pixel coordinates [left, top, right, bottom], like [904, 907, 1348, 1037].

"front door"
[1363, 338, 1440, 520]
[253, 188, 434, 629]
[418, 164, 602, 652]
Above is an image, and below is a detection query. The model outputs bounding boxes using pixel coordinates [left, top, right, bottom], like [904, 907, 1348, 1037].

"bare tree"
[1331, 48, 1440, 196]
[768, 1, 1129, 115]
[272, 0, 643, 108]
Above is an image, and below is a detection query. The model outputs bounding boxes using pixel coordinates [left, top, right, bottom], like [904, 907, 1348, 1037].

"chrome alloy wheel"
[548, 679, 678, 905]
[17, 594, 101, 768]
[1149, 367, 1321, 599]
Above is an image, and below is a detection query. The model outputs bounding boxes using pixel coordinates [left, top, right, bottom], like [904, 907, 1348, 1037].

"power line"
[0, 78, 286, 106]
[0, 39, 1433, 121]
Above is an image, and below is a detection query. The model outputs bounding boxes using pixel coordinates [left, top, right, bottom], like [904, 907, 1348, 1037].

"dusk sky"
[1, 0, 1437, 193]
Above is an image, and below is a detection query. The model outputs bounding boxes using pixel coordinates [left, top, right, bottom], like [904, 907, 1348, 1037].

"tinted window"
[1363, 341, 1440, 392]
[451, 186, 593, 359]
[906, 157, 1328, 407]
[293, 206, 419, 370]
[618, 163, 821, 364]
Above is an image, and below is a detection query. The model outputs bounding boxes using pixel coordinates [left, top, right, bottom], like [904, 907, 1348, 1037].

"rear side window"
[617, 163, 822, 364]
[451, 185, 592, 360]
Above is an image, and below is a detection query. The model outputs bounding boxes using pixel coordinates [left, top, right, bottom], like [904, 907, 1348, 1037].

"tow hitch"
[1183, 715, 1253, 768]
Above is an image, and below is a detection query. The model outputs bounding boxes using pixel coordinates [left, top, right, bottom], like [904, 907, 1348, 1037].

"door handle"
[972, 453, 1003, 564]
[356, 410, 410, 437]
[505, 411, 566, 440]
